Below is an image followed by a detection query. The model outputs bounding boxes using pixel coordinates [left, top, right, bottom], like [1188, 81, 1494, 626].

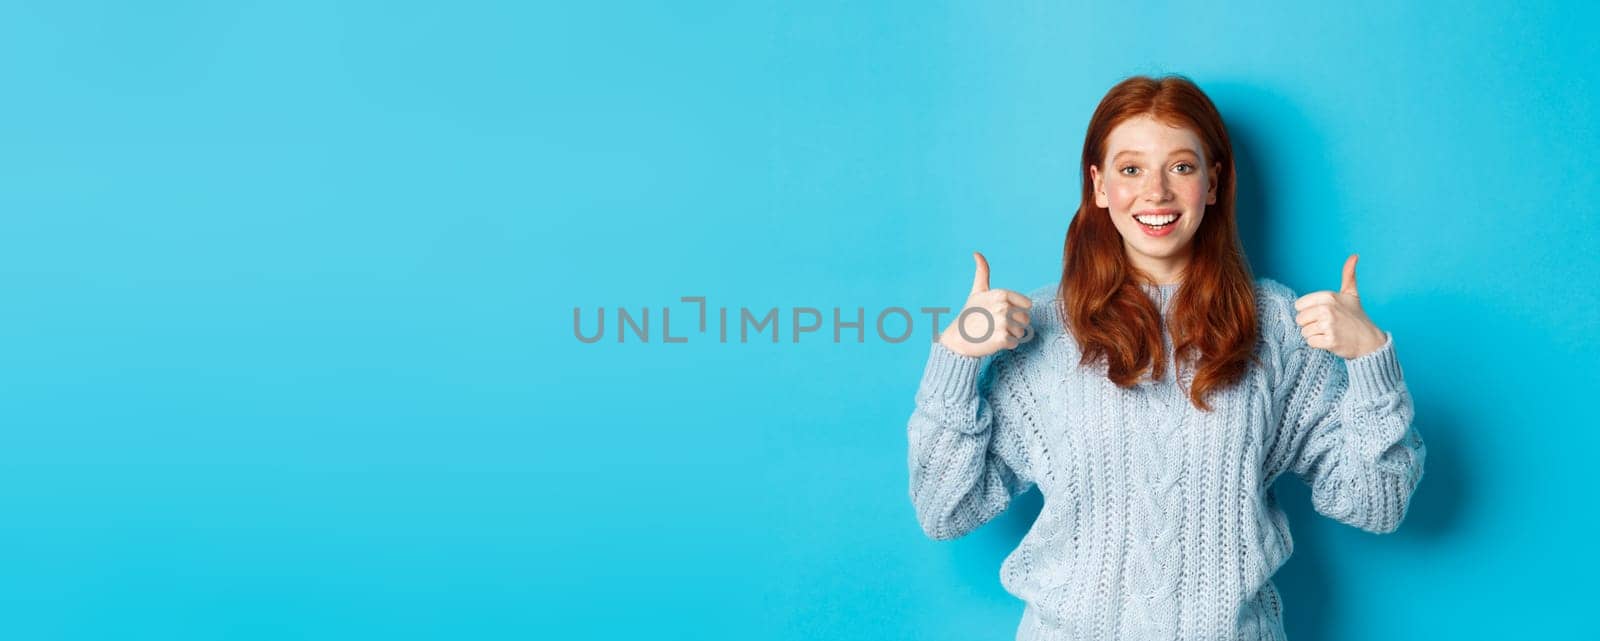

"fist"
[939, 251, 1034, 358]
[1293, 254, 1388, 359]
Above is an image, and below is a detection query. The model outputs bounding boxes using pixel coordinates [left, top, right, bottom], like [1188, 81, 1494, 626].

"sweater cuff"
[1343, 331, 1403, 400]
[919, 340, 985, 404]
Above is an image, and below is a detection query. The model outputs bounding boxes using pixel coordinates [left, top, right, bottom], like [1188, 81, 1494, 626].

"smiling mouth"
[1133, 212, 1181, 228]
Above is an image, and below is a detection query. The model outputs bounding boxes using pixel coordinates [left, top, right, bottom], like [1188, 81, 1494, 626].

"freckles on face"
[1092, 115, 1216, 249]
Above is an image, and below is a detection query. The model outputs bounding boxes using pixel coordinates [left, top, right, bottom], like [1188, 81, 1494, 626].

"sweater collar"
[1135, 281, 1186, 391]
[1138, 281, 1182, 313]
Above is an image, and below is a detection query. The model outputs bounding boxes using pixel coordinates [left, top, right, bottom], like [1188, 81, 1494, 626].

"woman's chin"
[1130, 237, 1194, 258]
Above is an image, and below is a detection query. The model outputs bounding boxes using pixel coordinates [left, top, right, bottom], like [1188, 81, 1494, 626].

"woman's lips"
[1134, 211, 1181, 237]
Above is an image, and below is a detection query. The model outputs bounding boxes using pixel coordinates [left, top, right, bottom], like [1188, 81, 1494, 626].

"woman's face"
[1088, 114, 1220, 284]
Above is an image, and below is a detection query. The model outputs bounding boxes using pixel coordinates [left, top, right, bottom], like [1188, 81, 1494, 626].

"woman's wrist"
[1343, 330, 1403, 400]
[921, 339, 984, 403]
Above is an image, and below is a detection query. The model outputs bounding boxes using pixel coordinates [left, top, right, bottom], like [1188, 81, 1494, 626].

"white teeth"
[1135, 214, 1179, 225]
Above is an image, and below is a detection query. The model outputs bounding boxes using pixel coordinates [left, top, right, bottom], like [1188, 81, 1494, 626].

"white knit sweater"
[906, 277, 1426, 641]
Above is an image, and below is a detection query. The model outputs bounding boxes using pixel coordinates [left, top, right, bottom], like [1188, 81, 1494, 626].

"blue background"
[2, 1, 1596, 639]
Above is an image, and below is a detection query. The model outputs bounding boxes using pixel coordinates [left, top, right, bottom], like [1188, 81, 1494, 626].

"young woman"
[906, 75, 1426, 641]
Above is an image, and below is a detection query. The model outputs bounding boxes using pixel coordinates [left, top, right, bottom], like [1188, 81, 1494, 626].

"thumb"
[970, 251, 991, 294]
[1341, 253, 1359, 296]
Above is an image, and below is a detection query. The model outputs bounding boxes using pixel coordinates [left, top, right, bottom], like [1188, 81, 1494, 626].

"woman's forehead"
[1105, 116, 1205, 158]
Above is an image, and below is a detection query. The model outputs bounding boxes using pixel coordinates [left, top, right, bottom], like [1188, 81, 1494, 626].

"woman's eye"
[1119, 166, 1138, 176]
[1173, 163, 1194, 173]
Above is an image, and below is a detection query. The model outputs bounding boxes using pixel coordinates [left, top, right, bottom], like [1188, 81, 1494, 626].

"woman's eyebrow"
[1113, 148, 1201, 160]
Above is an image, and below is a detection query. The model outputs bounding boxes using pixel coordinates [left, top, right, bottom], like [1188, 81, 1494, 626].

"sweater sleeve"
[1281, 330, 1427, 534]
[907, 340, 1039, 541]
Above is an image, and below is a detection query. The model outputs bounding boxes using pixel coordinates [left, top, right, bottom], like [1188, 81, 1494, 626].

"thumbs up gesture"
[1292, 254, 1389, 359]
[939, 251, 1034, 358]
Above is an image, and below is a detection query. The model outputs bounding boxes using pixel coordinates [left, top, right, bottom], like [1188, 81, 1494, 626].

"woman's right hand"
[938, 251, 1033, 358]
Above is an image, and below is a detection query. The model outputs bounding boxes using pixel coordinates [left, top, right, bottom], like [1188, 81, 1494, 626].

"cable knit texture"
[906, 277, 1425, 641]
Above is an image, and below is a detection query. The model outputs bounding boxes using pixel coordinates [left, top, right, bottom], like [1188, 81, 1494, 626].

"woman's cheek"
[1183, 177, 1209, 202]
[1112, 184, 1138, 209]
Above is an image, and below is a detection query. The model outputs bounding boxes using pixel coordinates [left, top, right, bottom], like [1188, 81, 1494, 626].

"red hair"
[1057, 74, 1260, 412]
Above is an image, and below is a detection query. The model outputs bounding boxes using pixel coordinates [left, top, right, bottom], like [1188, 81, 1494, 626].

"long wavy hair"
[1057, 74, 1260, 412]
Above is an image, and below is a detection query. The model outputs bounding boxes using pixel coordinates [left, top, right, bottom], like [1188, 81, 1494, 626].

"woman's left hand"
[1293, 254, 1389, 359]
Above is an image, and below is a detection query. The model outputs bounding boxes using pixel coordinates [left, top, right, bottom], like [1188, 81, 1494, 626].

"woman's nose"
[1144, 175, 1171, 201]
